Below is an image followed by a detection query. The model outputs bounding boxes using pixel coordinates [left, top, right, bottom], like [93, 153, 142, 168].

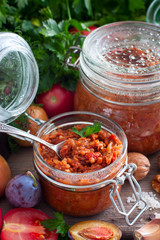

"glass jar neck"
[80, 53, 160, 105]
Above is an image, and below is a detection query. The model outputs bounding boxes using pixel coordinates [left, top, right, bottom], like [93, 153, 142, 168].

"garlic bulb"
[134, 219, 160, 240]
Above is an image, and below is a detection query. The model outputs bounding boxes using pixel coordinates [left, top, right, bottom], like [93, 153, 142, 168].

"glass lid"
[0, 32, 39, 123]
[82, 21, 160, 82]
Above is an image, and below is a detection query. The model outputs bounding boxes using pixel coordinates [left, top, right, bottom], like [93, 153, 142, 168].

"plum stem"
[26, 171, 37, 187]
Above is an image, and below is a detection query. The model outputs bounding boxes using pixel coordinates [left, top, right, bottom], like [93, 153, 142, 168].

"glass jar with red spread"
[66, 21, 160, 155]
[33, 111, 147, 225]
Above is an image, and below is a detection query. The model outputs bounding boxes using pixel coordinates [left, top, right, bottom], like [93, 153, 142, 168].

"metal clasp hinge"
[24, 112, 45, 126]
[109, 163, 148, 226]
[64, 35, 85, 69]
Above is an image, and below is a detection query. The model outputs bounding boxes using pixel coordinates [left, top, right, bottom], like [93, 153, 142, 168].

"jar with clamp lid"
[33, 111, 148, 225]
[65, 21, 160, 155]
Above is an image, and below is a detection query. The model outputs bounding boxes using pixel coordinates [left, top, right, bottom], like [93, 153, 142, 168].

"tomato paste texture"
[39, 125, 122, 173]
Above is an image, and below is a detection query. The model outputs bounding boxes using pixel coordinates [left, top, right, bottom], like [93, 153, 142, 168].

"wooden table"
[1, 147, 160, 240]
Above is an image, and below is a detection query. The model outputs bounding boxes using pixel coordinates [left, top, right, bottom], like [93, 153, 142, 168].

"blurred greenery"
[0, 0, 153, 93]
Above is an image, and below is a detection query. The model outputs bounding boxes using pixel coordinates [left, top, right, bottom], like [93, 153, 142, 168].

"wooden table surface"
[1, 147, 160, 240]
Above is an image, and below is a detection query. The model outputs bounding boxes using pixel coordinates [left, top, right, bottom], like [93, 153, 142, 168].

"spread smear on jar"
[105, 46, 160, 69]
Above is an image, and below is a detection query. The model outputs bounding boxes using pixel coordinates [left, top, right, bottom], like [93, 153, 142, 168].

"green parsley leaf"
[41, 212, 70, 238]
[72, 126, 87, 138]
[40, 19, 60, 37]
[128, 0, 145, 12]
[69, 19, 88, 31]
[84, 0, 93, 17]
[84, 122, 101, 137]
[72, 122, 101, 138]
[15, 0, 29, 10]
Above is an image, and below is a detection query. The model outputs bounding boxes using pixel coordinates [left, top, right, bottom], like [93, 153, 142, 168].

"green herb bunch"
[0, 0, 152, 94]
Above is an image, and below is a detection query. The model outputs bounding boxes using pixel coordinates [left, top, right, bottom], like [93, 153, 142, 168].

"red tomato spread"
[39, 125, 122, 173]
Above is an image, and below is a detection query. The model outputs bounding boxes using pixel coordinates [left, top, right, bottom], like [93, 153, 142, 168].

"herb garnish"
[72, 122, 101, 138]
[41, 212, 70, 239]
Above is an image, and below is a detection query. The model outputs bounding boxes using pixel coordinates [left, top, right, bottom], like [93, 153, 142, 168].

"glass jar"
[33, 111, 147, 225]
[67, 21, 160, 155]
[0, 32, 39, 123]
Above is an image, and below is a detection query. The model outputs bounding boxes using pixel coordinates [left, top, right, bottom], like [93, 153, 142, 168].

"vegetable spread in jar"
[73, 21, 160, 155]
[34, 112, 127, 216]
[39, 124, 122, 174]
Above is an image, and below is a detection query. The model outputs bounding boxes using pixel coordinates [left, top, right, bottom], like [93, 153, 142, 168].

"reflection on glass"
[146, 0, 160, 26]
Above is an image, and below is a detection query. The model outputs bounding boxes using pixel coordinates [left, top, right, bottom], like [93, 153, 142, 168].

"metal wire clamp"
[109, 163, 148, 225]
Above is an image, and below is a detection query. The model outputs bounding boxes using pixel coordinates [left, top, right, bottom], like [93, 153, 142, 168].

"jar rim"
[82, 21, 160, 83]
[33, 111, 127, 187]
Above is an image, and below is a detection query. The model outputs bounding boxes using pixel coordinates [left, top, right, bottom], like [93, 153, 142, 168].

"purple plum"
[5, 171, 42, 208]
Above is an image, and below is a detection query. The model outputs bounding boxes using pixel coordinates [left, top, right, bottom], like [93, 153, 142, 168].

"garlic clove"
[134, 219, 160, 240]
